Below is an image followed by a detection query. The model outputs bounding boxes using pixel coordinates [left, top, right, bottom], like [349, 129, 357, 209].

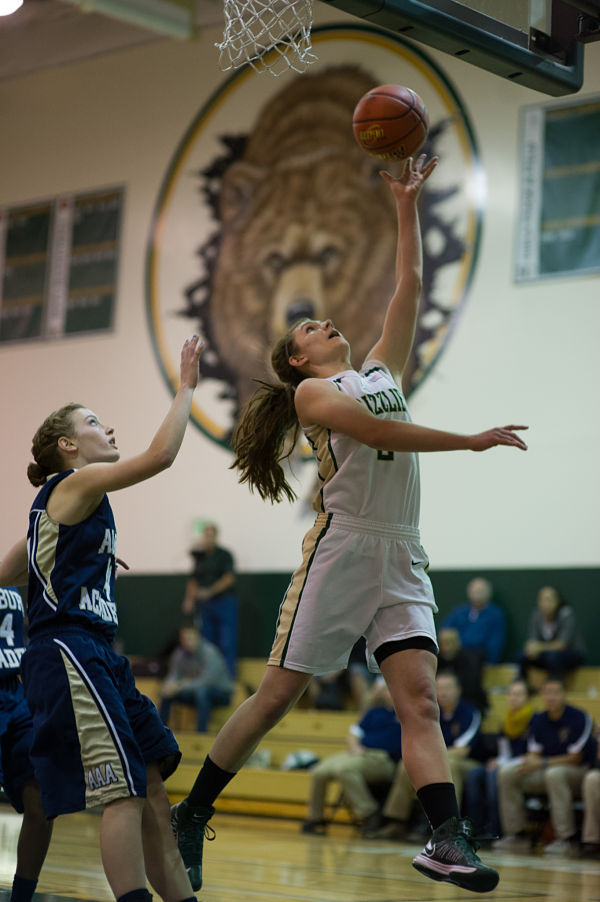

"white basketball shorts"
[268, 512, 438, 675]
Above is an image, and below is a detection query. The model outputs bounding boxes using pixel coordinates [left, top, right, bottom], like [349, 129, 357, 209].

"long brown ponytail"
[27, 402, 84, 487]
[230, 323, 307, 503]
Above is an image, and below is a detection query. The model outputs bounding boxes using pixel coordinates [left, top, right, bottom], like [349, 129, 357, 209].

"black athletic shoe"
[412, 816, 499, 893]
[171, 799, 215, 891]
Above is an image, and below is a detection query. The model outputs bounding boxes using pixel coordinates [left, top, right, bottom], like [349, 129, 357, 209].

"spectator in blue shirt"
[442, 578, 506, 664]
[368, 672, 482, 839]
[494, 678, 593, 855]
[302, 678, 402, 837]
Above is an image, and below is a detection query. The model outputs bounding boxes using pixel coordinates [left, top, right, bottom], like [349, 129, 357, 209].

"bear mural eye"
[317, 245, 343, 274]
[264, 251, 288, 276]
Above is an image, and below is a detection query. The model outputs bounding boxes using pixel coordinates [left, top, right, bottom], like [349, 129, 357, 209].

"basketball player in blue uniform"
[0, 585, 53, 902]
[172, 155, 527, 892]
[0, 336, 204, 902]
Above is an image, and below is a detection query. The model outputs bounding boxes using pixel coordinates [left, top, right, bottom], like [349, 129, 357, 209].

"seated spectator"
[306, 669, 349, 710]
[367, 672, 482, 840]
[307, 639, 378, 712]
[581, 726, 600, 858]
[301, 679, 402, 836]
[159, 623, 234, 733]
[346, 636, 377, 711]
[518, 586, 585, 687]
[437, 627, 488, 713]
[463, 679, 533, 837]
[442, 577, 506, 664]
[494, 678, 594, 855]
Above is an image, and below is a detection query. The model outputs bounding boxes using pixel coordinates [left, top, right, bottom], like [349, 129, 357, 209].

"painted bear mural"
[180, 65, 466, 437]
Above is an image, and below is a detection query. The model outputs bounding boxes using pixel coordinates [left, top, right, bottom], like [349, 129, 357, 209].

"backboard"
[319, 0, 600, 95]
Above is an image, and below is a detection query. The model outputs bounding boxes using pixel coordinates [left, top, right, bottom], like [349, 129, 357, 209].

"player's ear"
[57, 435, 77, 452]
[288, 351, 308, 369]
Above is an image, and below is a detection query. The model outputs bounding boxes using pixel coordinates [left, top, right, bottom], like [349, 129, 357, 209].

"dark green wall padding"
[115, 568, 600, 665]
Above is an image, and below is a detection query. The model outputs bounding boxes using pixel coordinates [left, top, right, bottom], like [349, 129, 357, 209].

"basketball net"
[216, 0, 318, 77]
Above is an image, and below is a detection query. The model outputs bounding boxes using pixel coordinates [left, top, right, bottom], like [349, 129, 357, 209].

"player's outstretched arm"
[0, 538, 28, 586]
[296, 379, 528, 453]
[49, 336, 205, 524]
[364, 154, 438, 379]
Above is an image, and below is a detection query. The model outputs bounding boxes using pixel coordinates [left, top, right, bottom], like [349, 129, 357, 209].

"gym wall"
[1, 11, 598, 619]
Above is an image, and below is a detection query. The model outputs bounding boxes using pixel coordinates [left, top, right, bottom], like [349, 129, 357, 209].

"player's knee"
[398, 682, 438, 725]
[21, 779, 47, 819]
[250, 688, 292, 727]
[544, 765, 567, 789]
[253, 672, 308, 724]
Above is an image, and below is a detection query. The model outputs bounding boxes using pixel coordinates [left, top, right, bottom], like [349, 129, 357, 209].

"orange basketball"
[352, 85, 429, 161]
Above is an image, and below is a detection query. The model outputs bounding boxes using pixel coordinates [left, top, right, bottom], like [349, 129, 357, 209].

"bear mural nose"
[286, 300, 315, 326]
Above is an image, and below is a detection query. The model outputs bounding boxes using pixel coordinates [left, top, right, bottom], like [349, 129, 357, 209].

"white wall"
[0, 8, 598, 573]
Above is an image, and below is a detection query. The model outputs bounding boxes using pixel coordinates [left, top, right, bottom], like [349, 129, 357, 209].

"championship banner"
[0, 186, 124, 343]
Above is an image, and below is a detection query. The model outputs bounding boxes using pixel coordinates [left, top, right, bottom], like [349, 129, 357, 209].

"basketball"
[352, 85, 429, 161]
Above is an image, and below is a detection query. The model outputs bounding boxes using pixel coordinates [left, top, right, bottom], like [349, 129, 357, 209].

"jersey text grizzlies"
[304, 361, 420, 526]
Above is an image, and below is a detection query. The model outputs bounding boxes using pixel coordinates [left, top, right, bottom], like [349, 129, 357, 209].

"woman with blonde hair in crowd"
[463, 679, 534, 838]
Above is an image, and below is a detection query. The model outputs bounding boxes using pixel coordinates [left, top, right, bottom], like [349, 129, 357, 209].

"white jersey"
[304, 360, 420, 527]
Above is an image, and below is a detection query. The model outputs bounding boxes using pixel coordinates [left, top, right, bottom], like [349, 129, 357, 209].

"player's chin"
[107, 448, 121, 462]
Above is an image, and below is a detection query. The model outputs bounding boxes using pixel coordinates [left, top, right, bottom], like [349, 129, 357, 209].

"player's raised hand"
[180, 334, 205, 390]
[379, 154, 438, 201]
[468, 425, 528, 452]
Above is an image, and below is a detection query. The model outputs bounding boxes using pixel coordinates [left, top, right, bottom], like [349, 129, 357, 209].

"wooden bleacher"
[135, 660, 600, 823]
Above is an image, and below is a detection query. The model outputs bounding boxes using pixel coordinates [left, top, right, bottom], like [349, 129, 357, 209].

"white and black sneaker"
[412, 816, 499, 893]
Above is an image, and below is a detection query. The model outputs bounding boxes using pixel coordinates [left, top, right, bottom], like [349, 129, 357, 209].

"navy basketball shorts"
[269, 512, 438, 675]
[0, 678, 36, 813]
[21, 629, 181, 819]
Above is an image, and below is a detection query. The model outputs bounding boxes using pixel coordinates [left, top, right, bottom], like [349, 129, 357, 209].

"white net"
[216, 0, 317, 77]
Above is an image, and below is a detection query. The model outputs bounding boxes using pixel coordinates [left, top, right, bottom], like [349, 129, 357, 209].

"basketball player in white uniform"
[172, 155, 527, 893]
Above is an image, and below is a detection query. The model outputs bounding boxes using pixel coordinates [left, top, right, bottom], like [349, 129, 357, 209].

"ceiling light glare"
[0, 0, 24, 16]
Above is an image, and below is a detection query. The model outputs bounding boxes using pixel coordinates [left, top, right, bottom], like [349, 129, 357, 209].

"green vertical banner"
[516, 96, 600, 281]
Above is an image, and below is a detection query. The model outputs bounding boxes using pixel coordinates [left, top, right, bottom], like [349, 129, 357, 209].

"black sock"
[187, 755, 236, 809]
[117, 890, 152, 902]
[11, 875, 37, 902]
[416, 782, 460, 831]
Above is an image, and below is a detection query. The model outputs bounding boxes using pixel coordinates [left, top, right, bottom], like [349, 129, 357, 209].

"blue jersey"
[356, 705, 403, 762]
[528, 704, 593, 757]
[0, 587, 26, 676]
[440, 699, 481, 749]
[27, 470, 118, 642]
